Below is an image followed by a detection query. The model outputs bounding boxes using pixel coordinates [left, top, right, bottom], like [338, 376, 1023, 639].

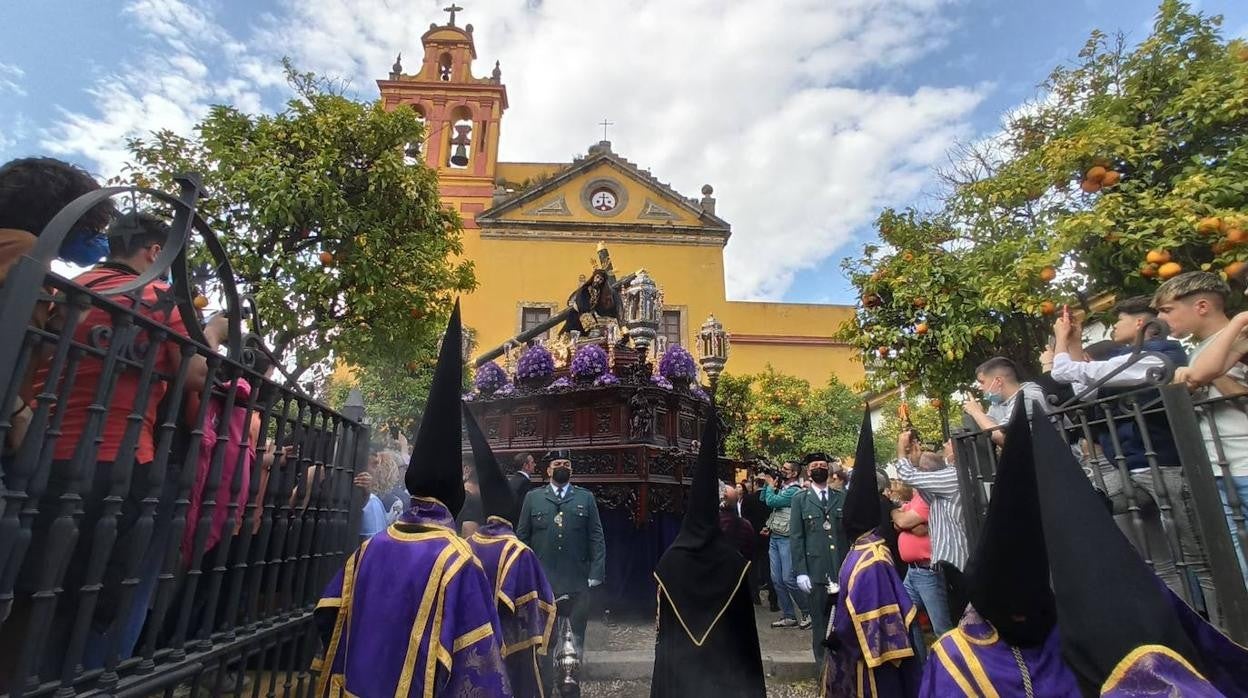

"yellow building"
[377, 15, 862, 388]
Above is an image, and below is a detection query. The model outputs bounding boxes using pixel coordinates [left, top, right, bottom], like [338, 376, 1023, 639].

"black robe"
[650, 577, 766, 697]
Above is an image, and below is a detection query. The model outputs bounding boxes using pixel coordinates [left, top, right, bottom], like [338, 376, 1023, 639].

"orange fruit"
[1100, 171, 1121, 187]
[1225, 261, 1246, 278]
[863, 293, 882, 308]
[1197, 217, 1224, 235]
[406, 360, 421, 372]
[877, 346, 890, 358]
[1141, 264, 1159, 278]
[915, 322, 929, 335]
[870, 271, 884, 282]
[1145, 249, 1171, 265]
[930, 398, 943, 410]
[1039, 266, 1057, 282]
[1085, 166, 1108, 183]
[1227, 228, 1247, 244]
[1040, 301, 1057, 315]
[912, 296, 927, 308]
[1080, 179, 1102, 194]
[902, 251, 915, 262]
[192, 295, 209, 310]
[319, 251, 335, 266]
[409, 306, 425, 319]
[1158, 262, 1183, 280]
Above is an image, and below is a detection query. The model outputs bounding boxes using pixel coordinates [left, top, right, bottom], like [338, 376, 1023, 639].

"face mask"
[985, 391, 1005, 406]
[551, 466, 571, 485]
[59, 228, 110, 267]
[809, 469, 829, 484]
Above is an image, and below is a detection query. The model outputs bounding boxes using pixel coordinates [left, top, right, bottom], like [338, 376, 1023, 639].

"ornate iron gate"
[0, 175, 366, 696]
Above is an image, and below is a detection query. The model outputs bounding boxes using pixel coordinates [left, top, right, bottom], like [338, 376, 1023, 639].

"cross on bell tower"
[443, 3, 463, 26]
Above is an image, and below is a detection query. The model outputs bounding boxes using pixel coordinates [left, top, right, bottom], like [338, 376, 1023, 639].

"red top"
[42, 266, 191, 464]
[897, 492, 932, 564]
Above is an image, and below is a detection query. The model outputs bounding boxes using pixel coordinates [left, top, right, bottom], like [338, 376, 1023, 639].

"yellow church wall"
[495, 162, 565, 186]
[720, 301, 864, 387]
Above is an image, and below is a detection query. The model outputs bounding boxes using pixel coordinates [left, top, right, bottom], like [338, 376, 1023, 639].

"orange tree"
[842, 0, 1248, 394]
[120, 62, 475, 389]
[718, 368, 863, 464]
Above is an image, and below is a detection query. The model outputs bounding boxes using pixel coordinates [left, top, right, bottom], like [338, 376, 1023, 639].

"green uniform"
[789, 486, 848, 662]
[516, 484, 607, 595]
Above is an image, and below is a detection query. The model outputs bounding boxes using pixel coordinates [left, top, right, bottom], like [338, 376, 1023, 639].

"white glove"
[796, 574, 812, 593]
[588, 578, 602, 588]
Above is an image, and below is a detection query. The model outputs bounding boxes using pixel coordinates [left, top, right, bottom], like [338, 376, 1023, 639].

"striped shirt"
[893, 458, 969, 570]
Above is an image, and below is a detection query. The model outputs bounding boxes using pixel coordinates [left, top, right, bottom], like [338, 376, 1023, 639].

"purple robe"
[313, 497, 512, 698]
[821, 531, 921, 698]
[921, 607, 1080, 697]
[468, 517, 556, 698]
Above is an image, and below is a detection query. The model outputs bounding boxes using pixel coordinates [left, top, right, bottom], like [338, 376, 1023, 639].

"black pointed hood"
[405, 301, 466, 517]
[654, 408, 750, 645]
[462, 405, 517, 526]
[843, 407, 882, 541]
[963, 399, 1055, 647]
[670, 410, 724, 552]
[1030, 407, 1204, 692]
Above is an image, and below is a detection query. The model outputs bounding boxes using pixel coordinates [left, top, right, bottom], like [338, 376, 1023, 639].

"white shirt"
[1191, 331, 1248, 477]
[550, 484, 569, 499]
[1051, 351, 1166, 397]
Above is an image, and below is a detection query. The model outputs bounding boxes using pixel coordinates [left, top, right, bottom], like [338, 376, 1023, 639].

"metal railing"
[950, 360, 1248, 644]
[0, 176, 368, 696]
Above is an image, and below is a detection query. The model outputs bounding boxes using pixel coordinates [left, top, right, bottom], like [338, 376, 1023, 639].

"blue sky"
[1, 0, 1245, 305]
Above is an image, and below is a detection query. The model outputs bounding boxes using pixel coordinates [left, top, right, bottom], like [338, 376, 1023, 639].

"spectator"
[355, 468, 388, 542]
[457, 461, 484, 537]
[893, 431, 970, 579]
[828, 466, 847, 491]
[759, 462, 812, 629]
[509, 451, 536, 500]
[0, 157, 116, 456]
[1050, 295, 1219, 618]
[963, 356, 1050, 445]
[369, 450, 409, 523]
[1155, 271, 1248, 579]
[740, 475, 776, 609]
[21, 211, 226, 674]
[718, 482, 756, 560]
[891, 481, 948, 664]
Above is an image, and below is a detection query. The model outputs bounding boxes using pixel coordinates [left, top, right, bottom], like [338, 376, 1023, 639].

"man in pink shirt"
[891, 484, 950, 666]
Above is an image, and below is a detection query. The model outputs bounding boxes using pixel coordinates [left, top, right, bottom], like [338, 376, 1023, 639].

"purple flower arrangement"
[463, 391, 476, 402]
[495, 382, 516, 397]
[651, 375, 674, 390]
[516, 345, 555, 382]
[690, 385, 710, 402]
[658, 345, 698, 382]
[473, 361, 508, 394]
[571, 344, 609, 380]
[593, 372, 620, 387]
[548, 376, 573, 390]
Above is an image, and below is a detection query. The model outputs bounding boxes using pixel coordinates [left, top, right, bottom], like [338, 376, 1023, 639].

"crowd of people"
[4, 154, 1248, 696]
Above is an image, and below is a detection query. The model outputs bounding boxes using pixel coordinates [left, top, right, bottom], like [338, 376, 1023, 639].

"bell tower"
[378, 5, 507, 190]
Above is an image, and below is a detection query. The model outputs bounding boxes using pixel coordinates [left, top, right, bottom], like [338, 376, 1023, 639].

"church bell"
[450, 143, 469, 167]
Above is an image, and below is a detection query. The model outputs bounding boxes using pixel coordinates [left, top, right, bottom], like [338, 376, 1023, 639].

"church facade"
[377, 15, 862, 388]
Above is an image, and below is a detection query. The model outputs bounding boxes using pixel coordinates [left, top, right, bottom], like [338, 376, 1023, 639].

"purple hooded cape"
[312, 498, 512, 698]
[920, 607, 1080, 697]
[820, 531, 921, 698]
[468, 517, 556, 698]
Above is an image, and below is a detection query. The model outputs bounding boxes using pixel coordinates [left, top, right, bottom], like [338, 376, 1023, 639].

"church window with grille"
[522, 306, 552, 339]
[660, 310, 682, 347]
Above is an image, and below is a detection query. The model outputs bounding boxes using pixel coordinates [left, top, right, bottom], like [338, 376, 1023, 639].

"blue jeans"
[768, 535, 809, 620]
[1217, 475, 1248, 580]
[902, 565, 952, 665]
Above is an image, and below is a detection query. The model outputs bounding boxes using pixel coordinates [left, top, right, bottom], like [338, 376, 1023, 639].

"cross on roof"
[443, 3, 463, 26]
[599, 119, 614, 141]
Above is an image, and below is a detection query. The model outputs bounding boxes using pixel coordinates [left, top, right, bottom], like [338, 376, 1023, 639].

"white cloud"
[0, 62, 26, 96]
[39, 0, 986, 299]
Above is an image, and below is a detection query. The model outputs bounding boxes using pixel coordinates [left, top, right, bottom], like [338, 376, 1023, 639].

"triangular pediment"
[478, 150, 730, 239]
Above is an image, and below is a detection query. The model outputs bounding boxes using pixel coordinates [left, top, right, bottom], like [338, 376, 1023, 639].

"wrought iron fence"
[949, 347, 1248, 645]
[0, 175, 368, 696]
